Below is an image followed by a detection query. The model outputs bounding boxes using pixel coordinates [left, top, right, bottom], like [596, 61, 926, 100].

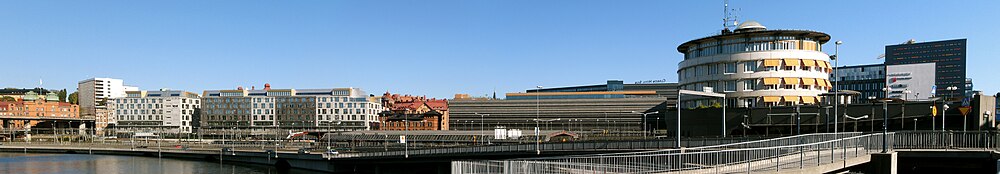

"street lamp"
[930, 105, 936, 131]
[534, 86, 542, 155]
[945, 86, 958, 131]
[903, 90, 911, 130]
[868, 96, 877, 132]
[474, 113, 489, 145]
[532, 118, 560, 154]
[844, 115, 869, 132]
[632, 111, 660, 139]
[832, 40, 842, 135]
[874, 98, 894, 153]
[984, 111, 993, 131]
[741, 115, 750, 137]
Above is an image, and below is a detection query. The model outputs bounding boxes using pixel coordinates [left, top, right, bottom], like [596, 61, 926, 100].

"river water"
[0, 152, 314, 174]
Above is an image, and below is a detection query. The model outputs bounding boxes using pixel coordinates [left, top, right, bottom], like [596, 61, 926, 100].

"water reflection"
[0, 153, 313, 174]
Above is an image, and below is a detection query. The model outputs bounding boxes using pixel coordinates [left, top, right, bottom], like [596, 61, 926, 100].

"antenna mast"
[722, 0, 738, 34]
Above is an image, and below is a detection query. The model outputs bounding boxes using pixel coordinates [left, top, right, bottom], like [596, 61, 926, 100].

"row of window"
[681, 77, 833, 92]
[680, 59, 831, 80]
[685, 38, 823, 59]
[682, 95, 823, 108]
[116, 98, 197, 104]
[116, 109, 192, 115]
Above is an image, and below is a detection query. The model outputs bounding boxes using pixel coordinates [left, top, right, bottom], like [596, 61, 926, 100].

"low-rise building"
[451, 80, 676, 131]
[0, 91, 80, 129]
[109, 89, 200, 135]
[378, 92, 449, 131]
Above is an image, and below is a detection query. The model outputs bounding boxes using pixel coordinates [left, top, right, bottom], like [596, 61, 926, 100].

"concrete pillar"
[867, 152, 897, 174]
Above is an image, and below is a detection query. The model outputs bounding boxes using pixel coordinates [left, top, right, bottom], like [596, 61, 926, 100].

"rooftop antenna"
[722, 0, 740, 34]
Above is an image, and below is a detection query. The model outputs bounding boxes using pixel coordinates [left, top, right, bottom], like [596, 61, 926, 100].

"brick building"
[378, 92, 449, 131]
[0, 91, 80, 129]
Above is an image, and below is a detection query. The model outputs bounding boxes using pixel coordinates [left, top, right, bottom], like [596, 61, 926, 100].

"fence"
[453, 132, 888, 174]
[893, 131, 999, 150]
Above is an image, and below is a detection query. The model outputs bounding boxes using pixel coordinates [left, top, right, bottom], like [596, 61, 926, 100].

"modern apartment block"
[885, 39, 967, 101]
[831, 64, 886, 103]
[200, 84, 382, 136]
[677, 21, 833, 107]
[109, 89, 200, 135]
[78, 78, 138, 132]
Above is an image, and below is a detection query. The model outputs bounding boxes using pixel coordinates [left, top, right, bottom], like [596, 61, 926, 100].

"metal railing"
[893, 131, 999, 150]
[336, 136, 763, 159]
[453, 132, 887, 174]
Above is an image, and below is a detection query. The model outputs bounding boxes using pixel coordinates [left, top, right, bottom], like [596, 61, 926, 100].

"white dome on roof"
[736, 20, 766, 30]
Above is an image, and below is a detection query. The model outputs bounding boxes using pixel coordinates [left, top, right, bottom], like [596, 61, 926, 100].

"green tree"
[68, 92, 79, 104]
[58, 89, 68, 102]
[0, 96, 15, 102]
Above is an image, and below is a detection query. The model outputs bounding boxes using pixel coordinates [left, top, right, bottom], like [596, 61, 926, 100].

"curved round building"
[676, 21, 832, 108]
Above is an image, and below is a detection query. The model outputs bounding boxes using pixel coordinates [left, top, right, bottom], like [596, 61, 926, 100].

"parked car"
[297, 148, 311, 154]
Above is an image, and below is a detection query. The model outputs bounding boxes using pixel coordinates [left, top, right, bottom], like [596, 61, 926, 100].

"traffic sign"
[959, 106, 972, 117]
[930, 85, 937, 96]
[932, 106, 938, 117]
[962, 98, 971, 107]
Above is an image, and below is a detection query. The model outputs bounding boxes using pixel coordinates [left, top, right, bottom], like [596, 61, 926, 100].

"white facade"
[677, 21, 833, 107]
[109, 90, 201, 134]
[202, 87, 382, 132]
[887, 62, 936, 100]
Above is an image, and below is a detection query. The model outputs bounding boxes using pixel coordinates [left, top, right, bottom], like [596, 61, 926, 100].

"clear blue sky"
[1, 0, 997, 98]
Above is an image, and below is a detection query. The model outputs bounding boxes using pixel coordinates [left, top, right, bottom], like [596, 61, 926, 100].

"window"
[725, 63, 737, 74]
[725, 81, 736, 92]
[708, 64, 718, 75]
[743, 80, 756, 91]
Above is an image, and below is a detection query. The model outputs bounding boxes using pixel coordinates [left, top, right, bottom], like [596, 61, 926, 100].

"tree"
[68, 92, 79, 104]
[58, 89, 68, 102]
[0, 96, 15, 102]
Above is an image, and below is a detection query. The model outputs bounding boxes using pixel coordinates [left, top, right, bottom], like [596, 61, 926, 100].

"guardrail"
[893, 131, 998, 150]
[453, 132, 885, 174]
[337, 136, 764, 159]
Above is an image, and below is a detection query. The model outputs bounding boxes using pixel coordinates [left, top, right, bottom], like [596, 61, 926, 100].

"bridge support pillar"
[867, 152, 897, 174]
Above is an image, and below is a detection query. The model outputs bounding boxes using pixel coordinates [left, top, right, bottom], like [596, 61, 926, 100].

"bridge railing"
[893, 131, 999, 150]
[453, 132, 885, 174]
[335, 136, 772, 159]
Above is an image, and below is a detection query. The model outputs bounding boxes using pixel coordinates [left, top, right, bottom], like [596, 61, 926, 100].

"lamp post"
[868, 96, 877, 132]
[930, 105, 936, 131]
[741, 115, 749, 137]
[633, 111, 660, 139]
[535, 86, 542, 155]
[875, 98, 892, 153]
[984, 111, 993, 131]
[474, 113, 489, 145]
[532, 118, 560, 153]
[832, 40, 842, 134]
[882, 87, 892, 131]
[945, 86, 958, 130]
[903, 90, 911, 130]
[844, 115, 869, 132]
[404, 109, 410, 158]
